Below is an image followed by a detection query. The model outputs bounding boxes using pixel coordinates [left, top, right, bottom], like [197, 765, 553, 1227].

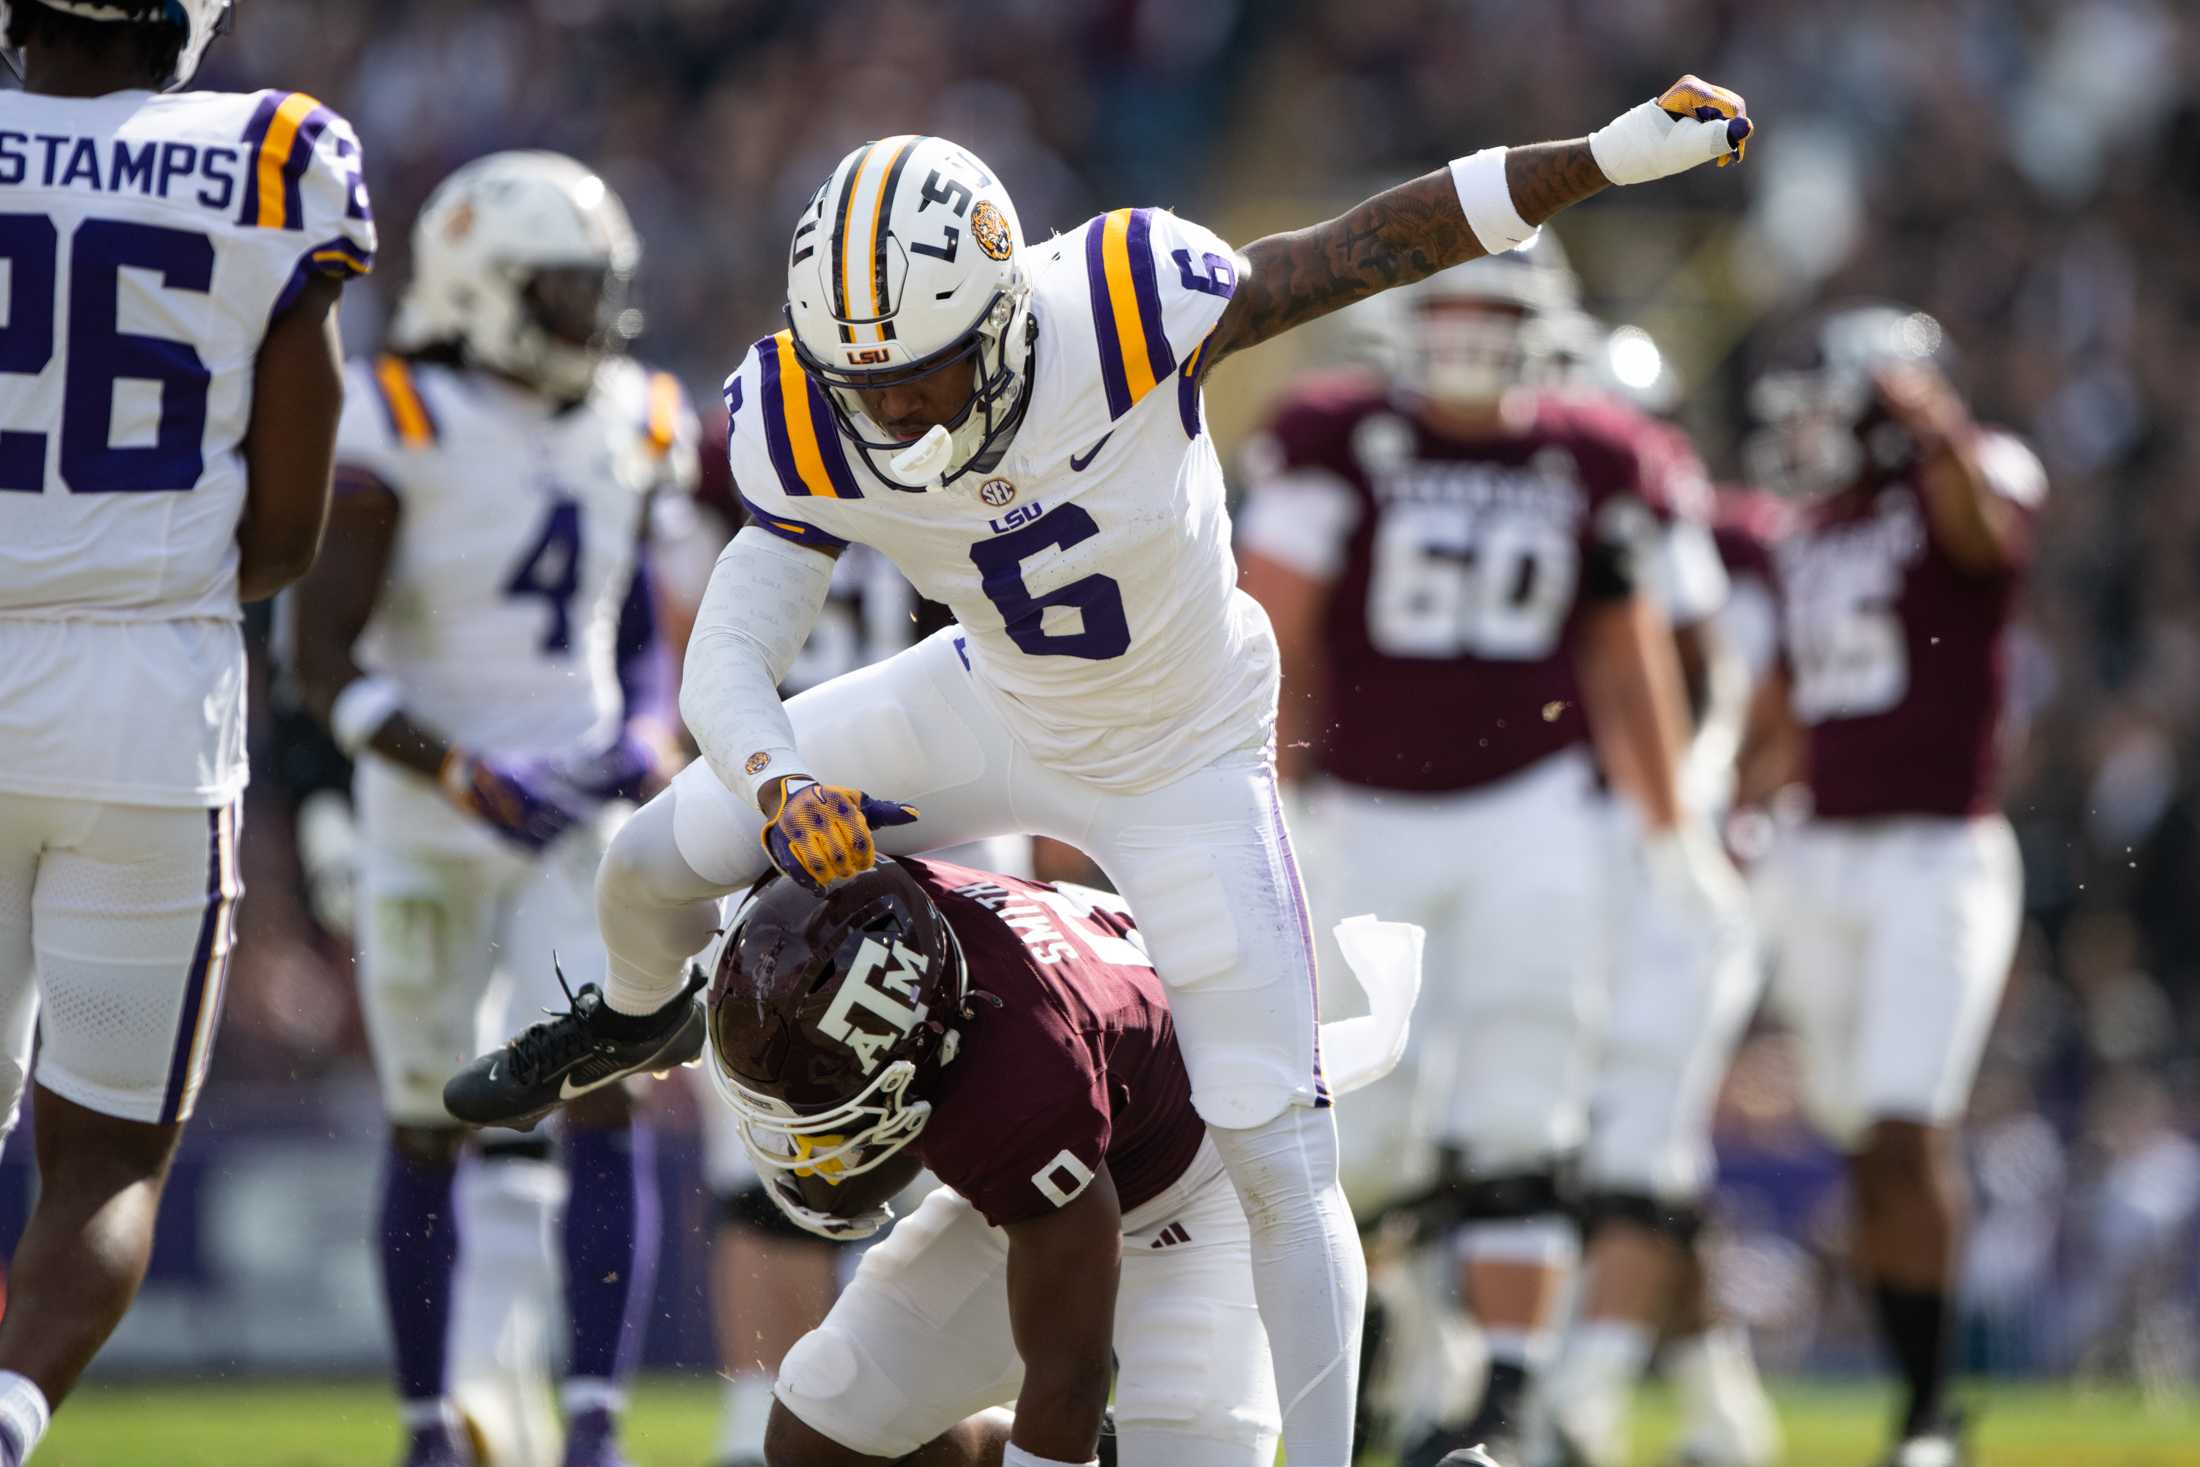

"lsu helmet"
[390, 151, 642, 402]
[1, 0, 232, 90]
[783, 135, 1033, 490]
[706, 861, 969, 1187]
[1744, 303, 1951, 495]
[1367, 232, 1581, 407]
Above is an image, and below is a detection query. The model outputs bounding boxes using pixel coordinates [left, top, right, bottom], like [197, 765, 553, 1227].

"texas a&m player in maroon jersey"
[1742, 306, 2040, 1467]
[707, 858, 1354, 1467]
[1237, 242, 1742, 1466]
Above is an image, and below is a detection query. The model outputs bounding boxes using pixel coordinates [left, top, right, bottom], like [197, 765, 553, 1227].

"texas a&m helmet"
[706, 861, 968, 1199]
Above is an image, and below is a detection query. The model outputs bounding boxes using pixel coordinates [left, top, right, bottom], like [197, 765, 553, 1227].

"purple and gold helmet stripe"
[372, 354, 438, 447]
[160, 802, 242, 1126]
[757, 332, 863, 500]
[865, 136, 920, 342]
[237, 90, 332, 230]
[828, 144, 871, 345]
[1085, 208, 1178, 421]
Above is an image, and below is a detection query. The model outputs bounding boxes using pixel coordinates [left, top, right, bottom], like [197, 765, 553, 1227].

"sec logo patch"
[979, 478, 1017, 507]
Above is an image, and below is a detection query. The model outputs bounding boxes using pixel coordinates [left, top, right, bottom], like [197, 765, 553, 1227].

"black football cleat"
[443, 964, 705, 1129]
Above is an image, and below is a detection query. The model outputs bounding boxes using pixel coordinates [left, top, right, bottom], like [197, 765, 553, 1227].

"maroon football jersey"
[901, 859, 1205, 1227]
[1255, 382, 1708, 792]
[1770, 432, 2042, 819]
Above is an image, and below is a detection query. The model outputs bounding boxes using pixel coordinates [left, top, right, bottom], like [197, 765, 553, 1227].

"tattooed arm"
[1202, 75, 1751, 371]
[1204, 144, 1606, 369]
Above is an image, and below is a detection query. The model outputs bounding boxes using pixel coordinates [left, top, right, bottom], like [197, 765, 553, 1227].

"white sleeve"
[679, 527, 836, 804]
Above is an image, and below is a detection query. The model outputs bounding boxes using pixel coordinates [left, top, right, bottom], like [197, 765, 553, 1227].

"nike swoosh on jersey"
[1070, 432, 1113, 472]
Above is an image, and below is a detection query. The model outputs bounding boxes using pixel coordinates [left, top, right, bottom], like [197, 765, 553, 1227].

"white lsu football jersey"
[0, 87, 375, 807]
[335, 355, 698, 854]
[727, 207, 1276, 793]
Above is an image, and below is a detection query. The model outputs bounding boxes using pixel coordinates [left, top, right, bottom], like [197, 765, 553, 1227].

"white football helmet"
[1743, 303, 1951, 495]
[390, 151, 642, 402]
[1, 0, 232, 90]
[1366, 232, 1581, 407]
[784, 135, 1033, 490]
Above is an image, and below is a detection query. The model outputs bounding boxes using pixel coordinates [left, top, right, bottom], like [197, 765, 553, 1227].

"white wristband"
[329, 675, 403, 756]
[1448, 146, 1541, 256]
[1002, 1446, 1099, 1467]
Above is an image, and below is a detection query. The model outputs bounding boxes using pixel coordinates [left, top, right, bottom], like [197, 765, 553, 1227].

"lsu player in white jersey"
[287, 154, 698, 1467]
[0, 4, 372, 1461]
[450, 83, 1756, 1467]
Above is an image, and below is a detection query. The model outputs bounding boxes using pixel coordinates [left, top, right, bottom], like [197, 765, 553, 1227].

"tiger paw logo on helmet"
[972, 200, 1014, 261]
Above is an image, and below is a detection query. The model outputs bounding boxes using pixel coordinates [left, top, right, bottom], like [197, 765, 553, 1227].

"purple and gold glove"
[440, 748, 587, 854]
[759, 775, 921, 895]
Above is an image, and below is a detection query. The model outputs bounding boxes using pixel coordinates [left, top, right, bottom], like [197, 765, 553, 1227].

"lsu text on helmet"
[1744, 302, 1953, 495]
[706, 861, 970, 1187]
[1, 0, 231, 90]
[783, 135, 1033, 490]
[391, 150, 642, 402]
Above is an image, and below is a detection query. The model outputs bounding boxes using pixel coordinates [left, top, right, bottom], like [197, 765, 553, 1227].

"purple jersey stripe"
[753, 338, 809, 498]
[739, 493, 850, 551]
[1177, 359, 1202, 439]
[1084, 219, 1133, 420]
[233, 90, 285, 228]
[806, 377, 865, 499]
[159, 806, 231, 1125]
[1124, 209, 1177, 385]
[276, 107, 334, 232]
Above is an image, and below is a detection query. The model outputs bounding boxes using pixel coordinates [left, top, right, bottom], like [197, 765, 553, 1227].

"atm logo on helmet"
[817, 936, 930, 1074]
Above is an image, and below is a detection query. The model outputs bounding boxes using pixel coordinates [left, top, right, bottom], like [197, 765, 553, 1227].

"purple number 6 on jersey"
[1173, 248, 1237, 299]
[969, 503, 1131, 660]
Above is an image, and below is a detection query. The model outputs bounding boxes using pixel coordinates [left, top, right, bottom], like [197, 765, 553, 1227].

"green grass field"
[35, 1378, 2200, 1466]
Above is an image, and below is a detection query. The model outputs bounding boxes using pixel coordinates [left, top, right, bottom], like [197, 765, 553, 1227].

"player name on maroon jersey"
[904, 859, 1205, 1226]
[1772, 433, 2043, 820]
[1259, 382, 1704, 793]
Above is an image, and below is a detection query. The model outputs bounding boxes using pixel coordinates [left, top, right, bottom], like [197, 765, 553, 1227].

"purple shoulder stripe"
[276, 106, 335, 233]
[753, 338, 806, 498]
[1124, 208, 1177, 384]
[234, 90, 286, 228]
[1083, 217, 1132, 420]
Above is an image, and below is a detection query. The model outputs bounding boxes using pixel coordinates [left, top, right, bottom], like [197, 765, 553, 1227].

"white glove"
[763, 1168, 894, 1242]
[1641, 819, 1749, 936]
[1589, 75, 1752, 185]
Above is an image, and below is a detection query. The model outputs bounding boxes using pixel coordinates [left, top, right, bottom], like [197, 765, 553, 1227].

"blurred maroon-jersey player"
[1236, 239, 1742, 1466]
[1742, 305, 2040, 1467]
[705, 859, 1292, 1467]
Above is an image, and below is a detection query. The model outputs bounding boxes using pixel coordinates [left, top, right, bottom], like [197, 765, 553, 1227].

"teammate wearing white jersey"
[451, 85, 1757, 1467]
[287, 154, 698, 1467]
[0, 3, 373, 1461]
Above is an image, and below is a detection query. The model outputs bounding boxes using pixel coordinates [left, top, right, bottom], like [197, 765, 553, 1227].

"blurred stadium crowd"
[49, 0, 2195, 1384]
